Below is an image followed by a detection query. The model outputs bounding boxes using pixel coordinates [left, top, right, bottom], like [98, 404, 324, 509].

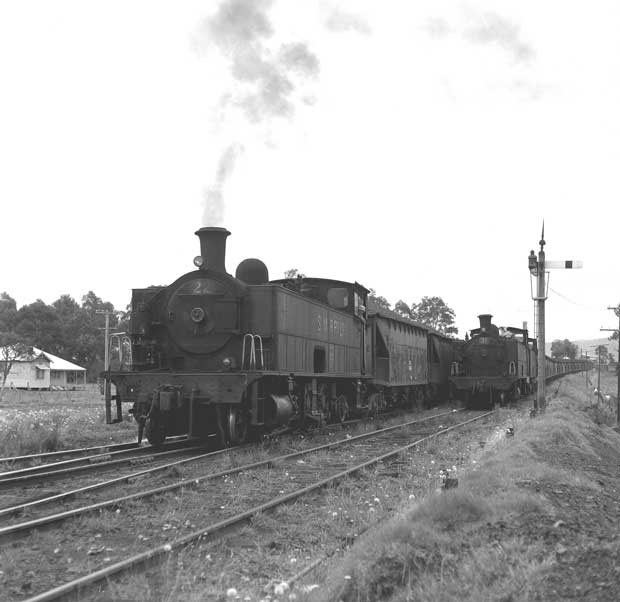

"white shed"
[1, 347, 87, 390]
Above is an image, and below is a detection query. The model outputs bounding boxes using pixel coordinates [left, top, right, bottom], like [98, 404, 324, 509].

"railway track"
[5, 408, 493, 602]
[0, 440, 214, 491]
[0, 435, 187, 476]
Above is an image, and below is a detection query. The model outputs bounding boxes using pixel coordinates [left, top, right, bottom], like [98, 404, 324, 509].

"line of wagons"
[107, 227, 590, 446]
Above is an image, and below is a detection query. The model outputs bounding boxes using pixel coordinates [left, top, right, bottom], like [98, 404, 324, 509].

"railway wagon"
[108, 227, 457, 446]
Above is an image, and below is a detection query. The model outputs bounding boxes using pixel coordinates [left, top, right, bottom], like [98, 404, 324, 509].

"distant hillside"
[546, 337, 619, 360]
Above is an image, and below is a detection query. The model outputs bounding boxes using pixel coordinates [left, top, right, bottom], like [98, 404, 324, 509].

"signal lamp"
[222, 357, 232, 369]
[193, 256, 205, 268]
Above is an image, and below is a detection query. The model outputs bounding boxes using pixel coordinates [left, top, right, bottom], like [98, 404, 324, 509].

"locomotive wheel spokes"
[226, 405, 248, 445]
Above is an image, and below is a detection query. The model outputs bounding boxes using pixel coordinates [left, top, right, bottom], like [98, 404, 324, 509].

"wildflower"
[344, 575, 352, 580]
[290, 557, 297, 564]
[332, 512, 338, 517]
[163, 544, 172, 552]
[226, 588, 238, 598]
[301, 584, 319, 593]
[274, 581, 289, 595]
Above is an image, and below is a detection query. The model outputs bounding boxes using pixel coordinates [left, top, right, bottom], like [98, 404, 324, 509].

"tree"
[15, 300, 62, 353]
[550, 339, 578, 359]
[0, 293, 32, 401]
[283, 268, 306, 279]
[409, 296, 458, 336]
[394, 300, 413, 319]
[367, 288, 391, 312]
[595, 345, 609, 363]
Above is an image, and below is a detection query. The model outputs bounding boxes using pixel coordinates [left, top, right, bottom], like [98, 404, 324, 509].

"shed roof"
[32, 348, 86, 372]
[0, 346, 86, 371]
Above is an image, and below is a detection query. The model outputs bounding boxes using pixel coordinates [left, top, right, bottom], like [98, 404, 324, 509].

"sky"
[1, 0, 619, 344]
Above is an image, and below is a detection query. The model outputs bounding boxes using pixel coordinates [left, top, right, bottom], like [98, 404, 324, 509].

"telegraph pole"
[96, 309, 113, 424]
[601, 305, 620, 426]
[528, 224, 582, 415]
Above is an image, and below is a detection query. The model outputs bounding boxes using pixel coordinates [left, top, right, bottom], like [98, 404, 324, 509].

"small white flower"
[409, 494, 415, 500]
[290, 557, 297, 564]
[226, 588, 238, 598]
[344, 575, 352, 580]
[274, 581, 289, 595]
[163, 544, 172, 552]
[374, 497, 380, 503]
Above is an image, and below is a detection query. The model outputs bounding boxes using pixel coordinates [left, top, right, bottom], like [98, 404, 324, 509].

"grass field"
[0, 385, 136, 457]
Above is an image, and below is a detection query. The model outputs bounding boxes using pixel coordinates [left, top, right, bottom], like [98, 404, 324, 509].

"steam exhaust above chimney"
[195, 227, 230, 274]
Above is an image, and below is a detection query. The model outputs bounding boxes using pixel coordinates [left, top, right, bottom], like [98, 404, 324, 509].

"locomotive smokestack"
[478, 314, 493, 331]
[195, 227, 230, 274]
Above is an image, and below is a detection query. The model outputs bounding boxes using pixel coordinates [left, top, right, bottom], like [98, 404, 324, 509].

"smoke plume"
[199, 0, 320, 224]
[202, 144, 244, 225]
[325, 9, 372, 35]
[203, 0, 319, 122]
[465, 12, 534, 63]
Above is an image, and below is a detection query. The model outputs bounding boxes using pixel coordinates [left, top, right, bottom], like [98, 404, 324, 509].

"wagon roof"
[366, 300, 453, 340]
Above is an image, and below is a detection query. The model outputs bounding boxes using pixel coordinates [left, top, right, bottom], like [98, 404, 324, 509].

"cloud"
[325, 9, 372, 35]
[464, 12, 534, 63]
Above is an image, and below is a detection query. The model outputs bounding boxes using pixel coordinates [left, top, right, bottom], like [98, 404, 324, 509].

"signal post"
[528, 225, 582, 415]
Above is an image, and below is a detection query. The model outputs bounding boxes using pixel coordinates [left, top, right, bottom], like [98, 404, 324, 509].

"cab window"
[327, 287, 349, 309]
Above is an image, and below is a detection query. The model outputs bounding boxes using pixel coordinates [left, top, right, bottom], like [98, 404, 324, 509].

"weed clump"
[0, 412, 65, 456]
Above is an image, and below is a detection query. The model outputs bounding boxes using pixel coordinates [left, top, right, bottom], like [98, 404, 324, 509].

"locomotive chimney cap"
[195, 227, 231, 274]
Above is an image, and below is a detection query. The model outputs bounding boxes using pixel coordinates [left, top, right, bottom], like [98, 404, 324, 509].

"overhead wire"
[548, 286, 602, 311]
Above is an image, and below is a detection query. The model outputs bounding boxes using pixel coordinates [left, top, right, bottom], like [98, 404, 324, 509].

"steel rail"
[0, 409, 462, 537]
[21, 411, 491, 602]
[0, 408, 457, 519]
[0, 438, 195, 480]
[0, 435, 189, 466]
[0, 445, 236, 518]
[0, 443, 210, 490]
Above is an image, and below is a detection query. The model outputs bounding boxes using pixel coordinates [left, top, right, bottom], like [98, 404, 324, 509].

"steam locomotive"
[450, 314, 591, 407]
[108, 227, 456, 446]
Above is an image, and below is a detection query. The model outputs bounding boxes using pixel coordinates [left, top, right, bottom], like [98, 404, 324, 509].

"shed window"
[35, 368, 45, 380]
